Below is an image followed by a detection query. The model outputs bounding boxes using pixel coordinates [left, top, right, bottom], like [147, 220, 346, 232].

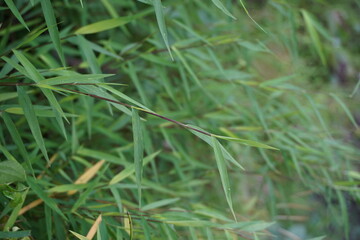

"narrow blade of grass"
[211, 0, 236, 20]
[213, 135, 278, 150]
[132, 108, 144, 207]
[330, 93, 359, 129]
[238, 0, 267, 34]
[211, 136, 237, 221]
[305, 94, 331, 138]
[27, 177, 66, 220]
[17, 86, 49, 162]
[0, 231, 31, 239]
[41, 0, 65, 66]
[75, 9, 153, 35]
[153, 0, 173, 60]
[40, 73, 113, 85]
[187, 125, 244, 169]
[4, 0, 29, 31]
[109, 151, 160, 185]
[0, 159, 26, 184]
[350, 76, 360, 98]
[13, 50, 68, 138]
[173, 47, 203, 88]
[141, 198, 180, 211]
[2, 112, 32, 173]
[301, 9, 326, 65]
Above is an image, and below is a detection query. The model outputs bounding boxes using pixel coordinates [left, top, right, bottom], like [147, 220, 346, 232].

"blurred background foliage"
[0, 0, 359, 239]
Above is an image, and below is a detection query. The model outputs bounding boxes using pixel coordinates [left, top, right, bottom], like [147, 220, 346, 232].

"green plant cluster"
[0, 0, 359, 239]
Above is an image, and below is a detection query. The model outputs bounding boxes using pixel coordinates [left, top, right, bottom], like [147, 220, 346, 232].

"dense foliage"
[0, 0, 359, 239]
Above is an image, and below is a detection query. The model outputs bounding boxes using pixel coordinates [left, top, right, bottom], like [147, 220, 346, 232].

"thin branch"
[0, 82, 100, 86]
[61, 87, 212, 137]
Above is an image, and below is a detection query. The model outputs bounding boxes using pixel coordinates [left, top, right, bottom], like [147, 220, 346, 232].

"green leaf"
[301, 9, 326, 65]
[213, 135, 278, 150]
[40, 74, 113, 85]
[153, 0, 173, 59]
[41, 0, 65, 66]
[2, 113, 32, 172]
[127, 62, 150, 107]
[330, 93, 359, 129]
[211, 137, 236, 221]
[336, 190, 349, 239]
[27, 177, 67, 220]
[132, 108, 144, 207]
[0, 159, 26, 184]
[109, 151, 160, 185]
[13, 50, 68, 139]
[100, 84, 151, 112]
[2, 185, 28, 231]
[211, 0, 236, 20]
[16, 25, 47, 49]
[141, 198, 180, 211]
[305, 94, 331, 138]
[173, 47, 203, 88]
[17, 86, 49, 162]
[187, 125, 244, 169]
[350, 77, 360, 98]
[45, 205, 52, 240]
[75, 17, 133, 35]
[74, 9, 153, 35]
[0, 230, 31, 239]
[222, 221, 274, 232]
[259, 74, 298, 87]
[238, 0, 267, 33]
[48, 183, 91, 193]
[0, 92, 18, 102]
[4, 0, 29, 31]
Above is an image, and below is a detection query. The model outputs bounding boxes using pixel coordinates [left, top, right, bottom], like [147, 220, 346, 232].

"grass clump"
[0, 0, 359, 239]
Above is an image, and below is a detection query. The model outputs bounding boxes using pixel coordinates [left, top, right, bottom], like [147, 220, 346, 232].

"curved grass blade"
[187, 124, 244, 170]
[4, 0, 29, 31]
[173, 47, 203, 88]
[109, 151, 160, 185]
[211, 0, 236, 20]
[27, 177, 66, 220]
[2, 113, 32, 173]
[100, 84, 152, 112]
[132, 108, 144, 207]
[0, 231, 31, 239]
[75, 17, 133, 35]
[141, 198, 180, 211]
[17, 86, 49, 162]
[75, 8, 153, 35]
[211, 136, 237, 221]
[212, 135, 278, 150]
[238, 0, 267, 34]
[41, 0, 65, 66]
[13, 50, 68, 138]
[305, 94, 331, 138]
[0, 159, 26, 184]
[350, 77, 360, 98]
[40, 74, 113, 85]
[301, 9, 326, 65]
[153, 0, 173, 60]
[330, 93, 359, 130]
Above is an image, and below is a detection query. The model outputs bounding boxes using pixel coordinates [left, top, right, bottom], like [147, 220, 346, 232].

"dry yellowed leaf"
[86, 214, 102, 240]
[68, 159, 105, 195]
